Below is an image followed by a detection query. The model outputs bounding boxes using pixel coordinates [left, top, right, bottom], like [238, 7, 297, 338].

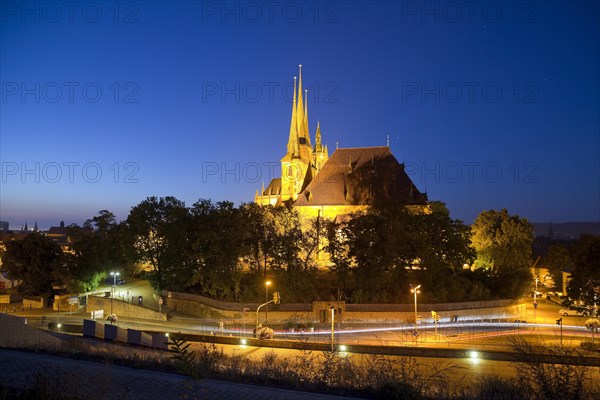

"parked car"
[105, 278, 126, 285]
[559, 308, 589, 317]
[584, 318, 599, 331]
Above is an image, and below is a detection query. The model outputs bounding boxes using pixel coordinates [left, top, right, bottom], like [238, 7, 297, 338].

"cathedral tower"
[280, 65, 314, 202]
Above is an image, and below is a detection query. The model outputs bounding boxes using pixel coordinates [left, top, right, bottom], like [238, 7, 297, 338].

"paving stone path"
[0, 349, 360, 400]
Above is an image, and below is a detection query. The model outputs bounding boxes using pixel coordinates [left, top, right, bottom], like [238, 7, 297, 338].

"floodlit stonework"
[255, 66, 429, 223]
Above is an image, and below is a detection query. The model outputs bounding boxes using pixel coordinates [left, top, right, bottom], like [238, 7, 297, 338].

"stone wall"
[53, 294, 80, 311]
[165, 291, 521, 324]
[344, 305, 522, 324]
[0, 294, 22, 304]
[86, 296, 167, 321]
[23, 297, 46, 309]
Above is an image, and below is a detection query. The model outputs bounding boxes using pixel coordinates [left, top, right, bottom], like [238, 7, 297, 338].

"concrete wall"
[344, 305, 522, 323]
[0, 313, 61, 349]
[165, 291, 521, 324]
[53, 294, 79, 311]
[23, 297, 46, 309]
[86, 296, 167, 321]
[0, 294, 22, 304]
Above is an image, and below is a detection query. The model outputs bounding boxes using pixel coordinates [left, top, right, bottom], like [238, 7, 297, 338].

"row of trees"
[1, 196, 542, 303]
[543, 234, 600, 306]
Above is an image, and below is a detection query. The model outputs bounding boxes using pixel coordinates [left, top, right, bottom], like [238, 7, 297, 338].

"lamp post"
[265, 281, 271, 324]
[242, 307, 249, 338]
[330, 306, 335, 351]
[556, 318, 563, 347]
[533, 277, 539, 320]
[410, 284, 421, 331]
[110, 271, 119, 319]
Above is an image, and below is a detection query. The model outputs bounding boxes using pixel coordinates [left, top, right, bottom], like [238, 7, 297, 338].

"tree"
[471, 209, 534, 298]
[413, 201, 475, 272]
[53, 210, 136, 293]
[545, 244, 574, 290]
[326, 202, 419, 303]
[240, 203, 303, 277]
[567, 235, 600, 305]
[1, 233, 62, 295]
[472, 209, 533, 273]
[187, 200, 245, 299]
[125, 196, 191, 291]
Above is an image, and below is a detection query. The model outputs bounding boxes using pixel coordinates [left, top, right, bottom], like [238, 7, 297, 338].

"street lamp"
[330, 306, 335, 351]
[265, 281, 271, 324]
[110, 271, 120, 319]
[410, 284, 421, 329]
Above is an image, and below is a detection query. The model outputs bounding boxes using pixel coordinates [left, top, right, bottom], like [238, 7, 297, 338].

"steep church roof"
[294, 146, 427, 207]
[261, 178, 282, 197]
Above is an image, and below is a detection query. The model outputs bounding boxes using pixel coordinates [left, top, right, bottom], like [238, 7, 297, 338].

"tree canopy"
[1, 233, 62, 296]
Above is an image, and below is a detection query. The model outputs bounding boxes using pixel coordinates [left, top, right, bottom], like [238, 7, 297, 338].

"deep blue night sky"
[1, 1, 598, 229]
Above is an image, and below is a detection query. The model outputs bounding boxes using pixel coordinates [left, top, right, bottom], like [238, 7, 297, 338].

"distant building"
[0, 272, 19, 289]
[0, 221, 8, 231]
[46, 221, 72, 252]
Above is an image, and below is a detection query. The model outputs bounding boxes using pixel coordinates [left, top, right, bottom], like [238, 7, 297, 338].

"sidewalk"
[0, 349, 360, 400]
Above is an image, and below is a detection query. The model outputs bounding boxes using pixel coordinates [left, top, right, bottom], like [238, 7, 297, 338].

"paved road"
[0, 349, 360, 400]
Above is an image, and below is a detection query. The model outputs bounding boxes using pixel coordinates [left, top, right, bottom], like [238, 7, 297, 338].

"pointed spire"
[303, 89, 311, 145]
[315, 121, 322, 148]
[286, 76, 298, 155]
[261, 181, 265, 194]
[296, 65, 304, 138]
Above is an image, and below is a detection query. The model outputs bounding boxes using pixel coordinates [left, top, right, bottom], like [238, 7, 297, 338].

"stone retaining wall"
[165, 290, 521, 324]
[86, 296, 167, 321]
[22, 297, 46, 309]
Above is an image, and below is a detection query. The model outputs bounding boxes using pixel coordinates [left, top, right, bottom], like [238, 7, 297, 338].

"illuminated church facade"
[255, 66, 428, 221]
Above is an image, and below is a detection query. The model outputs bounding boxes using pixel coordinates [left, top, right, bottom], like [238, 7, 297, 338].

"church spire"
[315, 121, 322, 149]
[286, 76, 298, 155]
[296, 65, 304, 139]
[303, 89, 311, 146]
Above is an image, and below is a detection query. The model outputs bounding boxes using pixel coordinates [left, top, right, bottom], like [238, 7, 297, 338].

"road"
[5, 280, 599, 354]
